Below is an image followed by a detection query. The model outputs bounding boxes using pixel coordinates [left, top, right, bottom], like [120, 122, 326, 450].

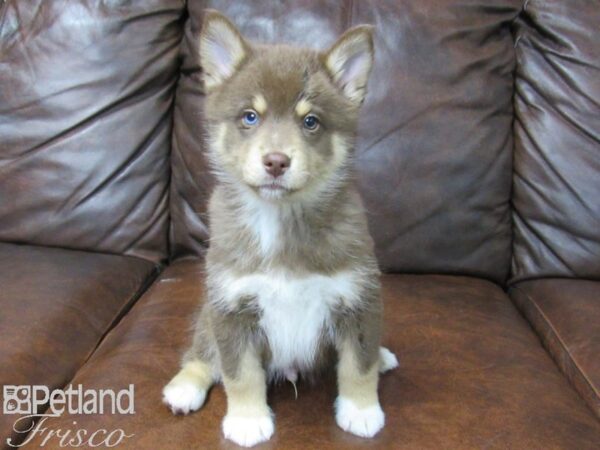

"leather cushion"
[170, 0, 520, 283]
[0, 243, 157, 447]
[511, 0, 600, 282]
[0, 0, 184, 262]
[21, 260, 600, 448]
[510, 279, 600, 418]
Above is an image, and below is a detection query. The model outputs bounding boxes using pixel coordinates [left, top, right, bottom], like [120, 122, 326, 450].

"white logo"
[2, 385, 135, 448]
[3, 386, 32, 415]
[2, 384, 135, 416]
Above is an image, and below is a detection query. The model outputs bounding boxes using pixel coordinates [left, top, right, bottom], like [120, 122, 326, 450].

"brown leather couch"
[1, 1, 599, 449]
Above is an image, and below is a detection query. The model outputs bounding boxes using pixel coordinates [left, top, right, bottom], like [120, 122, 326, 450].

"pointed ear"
[324, 25, 375, 104]
[200, 10, 250, 92]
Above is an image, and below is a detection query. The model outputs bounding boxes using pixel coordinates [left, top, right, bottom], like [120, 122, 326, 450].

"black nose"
[262, 152, 291, 178]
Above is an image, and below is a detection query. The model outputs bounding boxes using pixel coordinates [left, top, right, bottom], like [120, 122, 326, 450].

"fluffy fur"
[163, 10, 397, 447]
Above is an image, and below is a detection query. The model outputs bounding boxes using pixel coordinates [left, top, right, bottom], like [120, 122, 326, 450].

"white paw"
[335, 397, 385, 438]
[379, 347, 399, 373]
[222, 414, 275, 447]
[162, 381, 206, 415]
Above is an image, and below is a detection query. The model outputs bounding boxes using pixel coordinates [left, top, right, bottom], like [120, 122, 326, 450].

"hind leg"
[163, 359, 215, 415]
[163, 306, 218, 415]
[378, 347, 399, 373]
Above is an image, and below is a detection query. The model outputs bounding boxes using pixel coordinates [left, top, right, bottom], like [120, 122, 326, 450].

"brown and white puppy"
[163, 10, 398, 447]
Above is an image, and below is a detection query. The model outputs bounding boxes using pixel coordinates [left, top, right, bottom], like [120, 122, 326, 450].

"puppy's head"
[200, 11, 374, 202]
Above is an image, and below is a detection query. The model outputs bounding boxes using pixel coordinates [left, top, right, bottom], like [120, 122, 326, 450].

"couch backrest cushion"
[511, 0, 600, 283]
[171, 0, 521, 283]
[0, 0, 184, 263]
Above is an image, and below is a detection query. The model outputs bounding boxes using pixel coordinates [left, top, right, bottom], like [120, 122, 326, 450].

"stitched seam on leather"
[81, 263, 162, 365]
[346, 0, 354, 28]
[0, 0, 11, 52]
[512, 285, 600, 412]
[509, 0, 527, 26]
[0, 0, 6, 28]
[507, 7, 521, 284]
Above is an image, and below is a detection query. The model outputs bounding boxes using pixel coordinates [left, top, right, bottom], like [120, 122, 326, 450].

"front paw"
[222, 413, 275, 447]
[335, 397, 384, 438]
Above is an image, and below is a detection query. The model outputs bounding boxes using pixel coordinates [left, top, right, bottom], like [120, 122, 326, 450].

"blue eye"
[303, 114, 319, 130]
[242, 110, 259, 127]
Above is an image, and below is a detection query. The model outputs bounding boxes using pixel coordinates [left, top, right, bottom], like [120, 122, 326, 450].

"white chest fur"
[238, 190, 283, 256]
[213, 270, 364, 374]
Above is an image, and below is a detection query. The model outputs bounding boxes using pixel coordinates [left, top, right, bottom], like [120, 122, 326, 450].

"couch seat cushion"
[0, 243, 157, 447]
[19, 260, 600, 449]
[510, 279, 600, 418]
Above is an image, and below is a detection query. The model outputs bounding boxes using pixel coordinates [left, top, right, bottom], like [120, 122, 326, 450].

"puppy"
[163, 10, 398, 447]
